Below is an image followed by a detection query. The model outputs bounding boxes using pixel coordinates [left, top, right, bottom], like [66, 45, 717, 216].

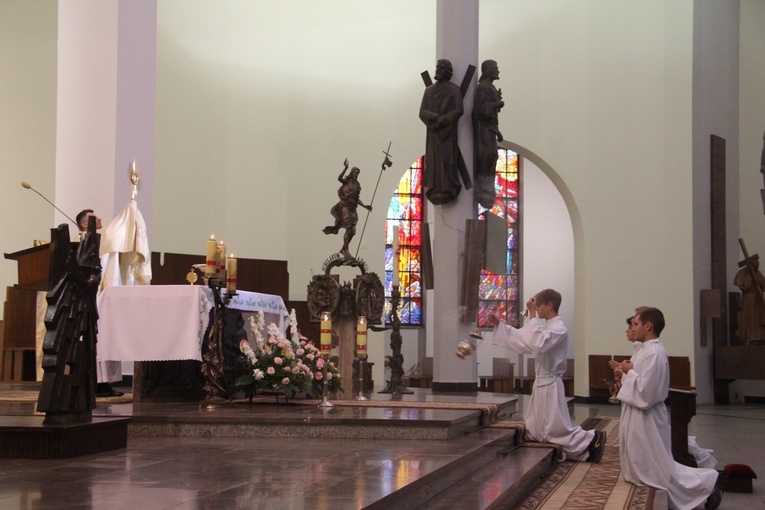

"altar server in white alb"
[610, 307, 723, 510]
[490, 289, 605, 462]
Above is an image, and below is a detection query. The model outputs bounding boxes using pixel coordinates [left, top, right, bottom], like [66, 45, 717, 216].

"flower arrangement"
[236, 309, 342, 401]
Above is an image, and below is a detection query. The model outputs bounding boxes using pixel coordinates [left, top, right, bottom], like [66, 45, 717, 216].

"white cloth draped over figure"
[96, 199, 152, 385]
[617, 339, 718, 510]
[99, 200, 151, 289]
[492, 315, 594, 459]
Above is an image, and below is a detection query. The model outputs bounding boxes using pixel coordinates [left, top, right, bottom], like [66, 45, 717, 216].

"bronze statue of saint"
[473, 59, 504, 209]
[734, 255, 765, 345]
[419, 59, 464, 205]
[323, 159, 372, 259]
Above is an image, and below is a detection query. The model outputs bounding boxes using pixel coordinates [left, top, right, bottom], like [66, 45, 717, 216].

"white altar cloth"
[96, 285, 288, 362]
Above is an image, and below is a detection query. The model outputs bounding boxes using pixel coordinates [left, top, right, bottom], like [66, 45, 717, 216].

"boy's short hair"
[535, 289, 562, 313]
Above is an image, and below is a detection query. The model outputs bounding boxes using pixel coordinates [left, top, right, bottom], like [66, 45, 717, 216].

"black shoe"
[705, 471, 724, 510]
[586, 429, 606, 463]
[96, 384, 124, 398]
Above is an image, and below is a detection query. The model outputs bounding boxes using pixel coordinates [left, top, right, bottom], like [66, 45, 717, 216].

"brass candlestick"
[317, 357, 335, 408]
[354, 357, 368, 401]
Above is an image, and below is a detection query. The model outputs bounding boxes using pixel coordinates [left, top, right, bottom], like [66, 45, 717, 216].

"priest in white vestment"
[96, 199, 152, 396]
[491, 289, 605, 462]
[612, 307, 722, 510]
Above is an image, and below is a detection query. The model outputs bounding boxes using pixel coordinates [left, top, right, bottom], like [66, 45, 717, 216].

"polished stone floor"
[0, 386, 763, 510]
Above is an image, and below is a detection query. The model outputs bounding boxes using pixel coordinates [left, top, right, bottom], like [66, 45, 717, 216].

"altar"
[97, 285, 289, 363]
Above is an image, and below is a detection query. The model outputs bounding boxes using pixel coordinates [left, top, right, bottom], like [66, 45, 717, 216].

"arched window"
[477, 148, 520, 328]
[385, 149, 520, 328]
[385, 158, 424, 326]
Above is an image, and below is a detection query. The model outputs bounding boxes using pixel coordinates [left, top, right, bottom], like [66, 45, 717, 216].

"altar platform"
[0, 383, 568, 509]
[0, 383, 518, 440]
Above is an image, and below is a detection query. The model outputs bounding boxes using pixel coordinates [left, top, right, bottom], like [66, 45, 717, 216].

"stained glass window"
[385, 158, 424, 326]
[477, 148, 520, 328]
[385, 149, 520, 328]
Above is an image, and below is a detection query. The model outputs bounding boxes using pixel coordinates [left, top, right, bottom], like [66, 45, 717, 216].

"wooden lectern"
[3, 244, 51, 381]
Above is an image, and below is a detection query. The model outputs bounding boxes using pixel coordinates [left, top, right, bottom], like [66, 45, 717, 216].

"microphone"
[21, 181, 79, 228]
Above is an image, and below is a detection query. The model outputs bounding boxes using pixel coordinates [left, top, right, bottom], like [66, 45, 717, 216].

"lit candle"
[226, 255, 237, 294]
[356, 316, 367, 358]
[392, 225, 400, 287]
[206, 235, 217, 277]
[217, 242, 226, 274]
[320, 311, 332, 357]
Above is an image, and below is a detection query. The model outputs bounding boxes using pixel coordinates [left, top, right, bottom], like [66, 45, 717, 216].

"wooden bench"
[669, 388, 697, 467]
[588, 354, 614, 400]
[512, 357, 573, 395]
[407, 357, 433, 388]
[2, 348, 35, 382]
[515, 357, 535, 394]
[589, 353, 692, 401]
[479, 358, 514, 393]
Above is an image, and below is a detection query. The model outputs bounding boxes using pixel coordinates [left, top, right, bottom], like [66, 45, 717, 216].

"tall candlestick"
[392, 225, 400, 287]
[226, 255, 237, 294]
[320, 311, 332, 357]
[356, 315, 367, 358]
[206, 235, 217, 277]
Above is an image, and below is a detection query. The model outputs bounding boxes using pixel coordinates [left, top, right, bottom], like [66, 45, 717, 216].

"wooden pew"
[515, 357, 535, 394]
[479, 357, 515, 393]
[669, 388, 698, 467]
[588, 355, 613, 400]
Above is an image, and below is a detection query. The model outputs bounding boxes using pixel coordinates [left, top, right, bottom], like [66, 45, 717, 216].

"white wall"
[5, 2, 765, 401]
[0, 1, 58, 301]
[481, 0, 697, 396]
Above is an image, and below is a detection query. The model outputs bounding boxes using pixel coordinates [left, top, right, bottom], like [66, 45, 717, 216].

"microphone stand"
[21, 182, 79, 228]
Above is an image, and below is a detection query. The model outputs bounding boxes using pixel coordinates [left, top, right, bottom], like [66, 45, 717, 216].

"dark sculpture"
[734, 253, 765, 345]
[200, 283, 236, 405]
[378, 287, 412, 395]
[37, 219, 101, 424]
[323, 159, 372, 259]
[420, 59, 464, 204]
[355, 272, 385, 325]
[419, 59, 474, 205]
[473, 59, 504, 209]
[306, 274, 341, 321]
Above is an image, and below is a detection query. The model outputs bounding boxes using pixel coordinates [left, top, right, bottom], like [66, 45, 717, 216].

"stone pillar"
[55, 0, 156, 235]
[431, 0, 479, 392]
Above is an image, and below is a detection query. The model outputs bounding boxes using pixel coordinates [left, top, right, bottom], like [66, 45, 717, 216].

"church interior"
[2, 1, 765, 508]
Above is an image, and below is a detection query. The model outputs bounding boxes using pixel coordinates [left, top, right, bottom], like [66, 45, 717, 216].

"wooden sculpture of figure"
[37, 218, 101, 424]
[323, 158, 372, 259]
[734, 254, 765, 345]
[419, 59, 465, 205]
[473, 59, 504, 209]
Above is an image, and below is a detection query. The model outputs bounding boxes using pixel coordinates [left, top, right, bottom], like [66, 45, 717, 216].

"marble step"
[419, 445, 556, 509]
[363, 430, 555, 510]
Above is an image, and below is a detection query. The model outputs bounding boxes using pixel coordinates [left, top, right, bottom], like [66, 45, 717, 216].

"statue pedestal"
[335, 315, 356, 399]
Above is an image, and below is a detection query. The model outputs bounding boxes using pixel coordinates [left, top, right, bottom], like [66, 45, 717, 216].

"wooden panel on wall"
[710, 135, 729, 404]
[3, 287, 38, 349]
[150, 252, 289, 298]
